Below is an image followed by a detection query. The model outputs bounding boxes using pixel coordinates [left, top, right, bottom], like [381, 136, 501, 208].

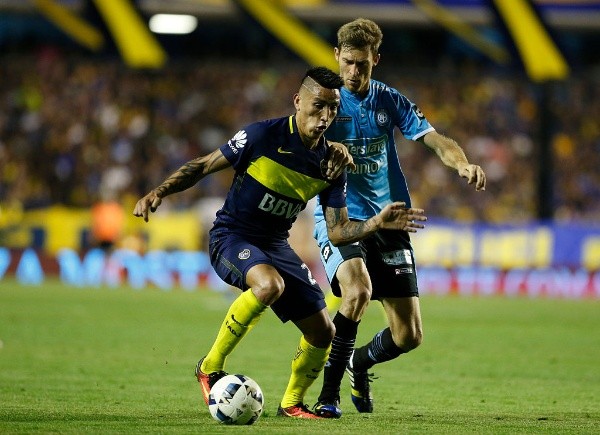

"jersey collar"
[341, 81, 372, 103]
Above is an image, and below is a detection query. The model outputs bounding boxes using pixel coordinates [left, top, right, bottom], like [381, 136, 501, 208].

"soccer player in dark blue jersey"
[133, 66, 427, 419]
[312, 19, 487, 418]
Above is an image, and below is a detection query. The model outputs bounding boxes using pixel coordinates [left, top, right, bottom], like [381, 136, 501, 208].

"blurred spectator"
[0, 52, 599, 226]
[90, 199, 125, 250]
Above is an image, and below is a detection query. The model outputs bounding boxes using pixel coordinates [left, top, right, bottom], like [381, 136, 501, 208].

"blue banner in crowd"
[1, 221, 599, 298]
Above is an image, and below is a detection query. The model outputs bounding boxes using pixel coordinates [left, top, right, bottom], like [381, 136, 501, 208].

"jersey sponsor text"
[258, 193, 303, 219]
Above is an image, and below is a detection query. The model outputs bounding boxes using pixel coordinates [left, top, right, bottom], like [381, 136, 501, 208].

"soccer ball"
[208, 374, 264, 425]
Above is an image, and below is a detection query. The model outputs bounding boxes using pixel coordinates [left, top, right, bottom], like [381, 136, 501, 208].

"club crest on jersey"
[238, 249, 250, 260]
[320, 159, 328, 178]
[375, 109, 389, 126]
[227, 130, 247, 154]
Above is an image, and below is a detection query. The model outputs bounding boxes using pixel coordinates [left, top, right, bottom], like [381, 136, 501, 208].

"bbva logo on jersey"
[258, 193, 303, 219]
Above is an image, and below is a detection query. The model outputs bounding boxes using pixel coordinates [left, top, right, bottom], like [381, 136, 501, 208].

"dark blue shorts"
[208, 229, 326, 323]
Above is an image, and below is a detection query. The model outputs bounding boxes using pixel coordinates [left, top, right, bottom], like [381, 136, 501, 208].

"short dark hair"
[303, 66, 344, 90]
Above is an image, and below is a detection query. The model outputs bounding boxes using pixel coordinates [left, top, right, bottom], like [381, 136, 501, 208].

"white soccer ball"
[208, 374, 264, 425]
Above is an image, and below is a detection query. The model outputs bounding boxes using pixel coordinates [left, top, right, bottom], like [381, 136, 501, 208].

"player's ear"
[334, 47, 340, 62]
[293, 93, 301, 110]
[373, 52, 380, 66]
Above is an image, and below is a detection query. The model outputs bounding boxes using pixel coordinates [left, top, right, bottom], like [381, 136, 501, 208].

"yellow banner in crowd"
[3, 206, 201, 255]
[2, 207, 599, 270]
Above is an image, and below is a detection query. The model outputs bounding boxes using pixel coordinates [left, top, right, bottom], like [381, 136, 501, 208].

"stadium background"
[0, 0, 599, 297]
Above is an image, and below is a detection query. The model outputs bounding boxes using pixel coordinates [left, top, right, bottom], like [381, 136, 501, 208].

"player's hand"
[324, 141, 356, 180]
[458, 164, 486, 191]
[378, 202, 427, 233]
[133, 190, 162, 222]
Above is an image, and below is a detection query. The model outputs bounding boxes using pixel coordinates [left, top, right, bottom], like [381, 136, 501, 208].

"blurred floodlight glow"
[149, 14, 198, 34]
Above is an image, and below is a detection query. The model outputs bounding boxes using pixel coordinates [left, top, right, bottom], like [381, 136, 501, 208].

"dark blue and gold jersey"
[211, 115, 347, 242]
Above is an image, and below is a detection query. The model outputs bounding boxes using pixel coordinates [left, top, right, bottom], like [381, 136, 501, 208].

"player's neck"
[299, 132, 319, 149]
[295, 119, 320, 149]
[345, 82, 370, 99]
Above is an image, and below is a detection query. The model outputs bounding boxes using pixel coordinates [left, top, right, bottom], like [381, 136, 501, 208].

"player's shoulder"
[251, 115, 288, 131]
[370, 79, 414, 112]
[245, 116, 289, 139]
[370, 79, 404, 99]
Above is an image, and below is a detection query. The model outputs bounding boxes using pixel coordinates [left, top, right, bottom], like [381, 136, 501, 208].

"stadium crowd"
[1, 51, 599, 225]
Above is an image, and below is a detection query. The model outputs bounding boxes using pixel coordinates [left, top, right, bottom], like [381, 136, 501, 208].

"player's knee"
[337, 259, 371, 306]
[325, 321, 336, 342]
[404, 328, 423, 351]
[305, 320, 335, 348]
[392, 326, 423, 352]
[252, 275, 285, 306]
[339, 278, 372, 307]
[345, 283, 371, 305]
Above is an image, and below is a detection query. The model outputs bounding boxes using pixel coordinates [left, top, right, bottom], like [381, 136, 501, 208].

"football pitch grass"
[1, 280, 598, 434]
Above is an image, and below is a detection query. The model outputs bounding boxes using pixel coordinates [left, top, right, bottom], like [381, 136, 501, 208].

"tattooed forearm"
[155, 153, 226, 197]
[340, 219, 377, 242]
[155, 159, 205, 197]
[325, 206, 379, 245]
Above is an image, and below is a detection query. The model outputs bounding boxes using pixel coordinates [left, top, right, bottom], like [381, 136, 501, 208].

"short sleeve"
[219, 122, 267, 171]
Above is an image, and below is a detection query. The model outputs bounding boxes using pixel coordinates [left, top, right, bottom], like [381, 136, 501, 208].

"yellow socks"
[201, 289, 331, 408]
[201, 289, 267, 373]
[280, 336, 331, 408]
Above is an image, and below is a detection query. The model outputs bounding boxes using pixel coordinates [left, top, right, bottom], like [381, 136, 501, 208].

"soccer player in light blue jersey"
[133, 67, 427, 419]
[313, 19, 487, 418]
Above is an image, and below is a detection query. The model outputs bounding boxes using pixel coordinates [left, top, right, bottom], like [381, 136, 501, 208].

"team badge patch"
[319, 159, 328, 178]
[376, 109, 389, 126]
[238, 249, 250, 260]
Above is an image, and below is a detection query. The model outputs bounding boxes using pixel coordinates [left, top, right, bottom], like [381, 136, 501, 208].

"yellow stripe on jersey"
[288, 115, 294, 134]
[247, 156, 328, 203]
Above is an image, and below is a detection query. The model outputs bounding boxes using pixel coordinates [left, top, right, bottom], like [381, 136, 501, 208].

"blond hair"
[337, 18, 383, 57]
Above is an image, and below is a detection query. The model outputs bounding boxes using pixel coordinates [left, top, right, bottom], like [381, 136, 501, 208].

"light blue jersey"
[314, 79, 434, 222]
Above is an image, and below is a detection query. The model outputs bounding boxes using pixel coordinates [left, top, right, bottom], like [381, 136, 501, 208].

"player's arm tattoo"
[324, 207, 342, 232]
[155, 152, 228, 197]
[324, 206, 378, 244]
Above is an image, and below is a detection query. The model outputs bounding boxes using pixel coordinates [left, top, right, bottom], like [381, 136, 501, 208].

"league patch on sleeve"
[411, 104, 425, 119]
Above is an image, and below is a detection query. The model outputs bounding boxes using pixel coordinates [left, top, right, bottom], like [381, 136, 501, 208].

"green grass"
[0, 279, 599, 434]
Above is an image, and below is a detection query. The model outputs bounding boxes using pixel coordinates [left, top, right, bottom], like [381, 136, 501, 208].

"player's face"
[335, 46, 379, 96]
[294, 84, 340, 145]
